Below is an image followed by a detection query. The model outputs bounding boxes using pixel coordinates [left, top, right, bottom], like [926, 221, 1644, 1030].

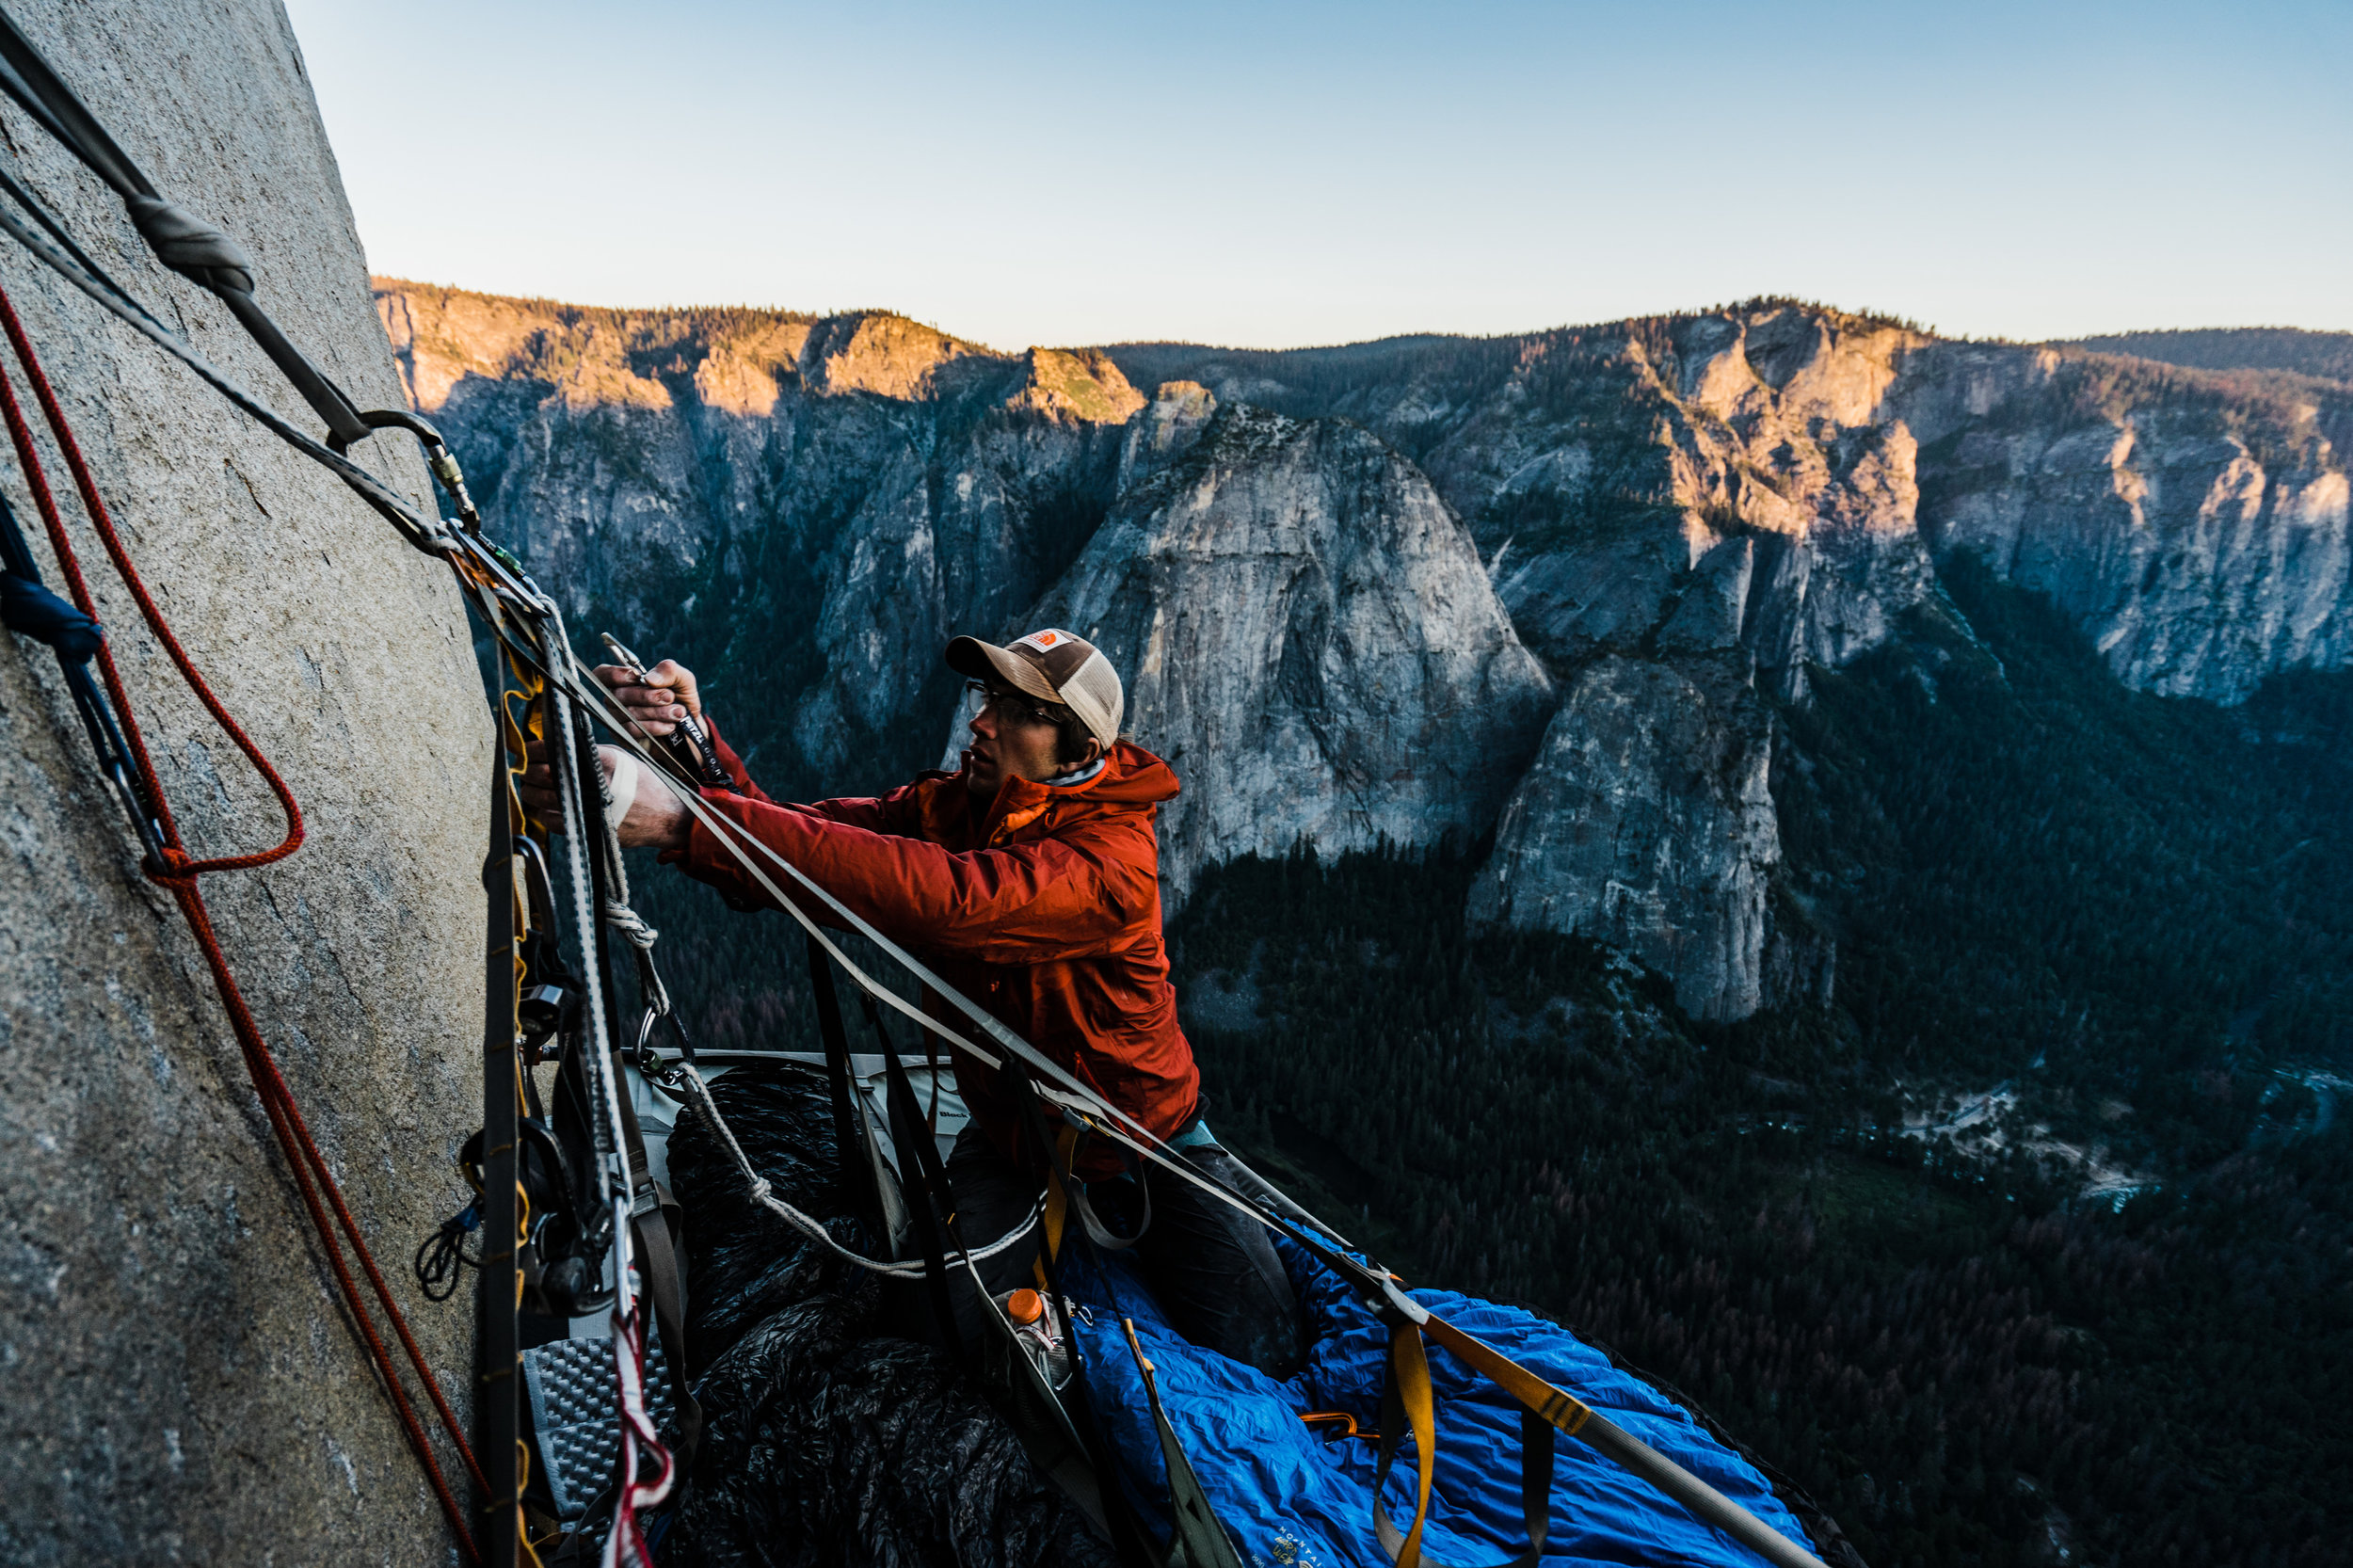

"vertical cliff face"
[1110, 308, 2350, 1016]
[1466, 656, 1774, 1021]
[1897, 345, 2352, 702]
[1024, 388, 1554, 895]
[0, 6, 486, 1562]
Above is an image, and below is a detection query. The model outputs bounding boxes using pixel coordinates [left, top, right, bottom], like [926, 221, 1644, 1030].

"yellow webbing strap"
[515, 1439, 546, 1568]
[1418, 1314, 1593, 1439]
[497, 647, 546, 832]
[1041, 1117, 1135, 1261]
[1365, 1318, 1562, 1562]
[1370, 1313, 1559, 1568]
[514, 1187, 531, 1310]
[1041, 1128, 1077, 1261]
[1374, 1322, 1440, 1568]
[496, 650, 543, 1024]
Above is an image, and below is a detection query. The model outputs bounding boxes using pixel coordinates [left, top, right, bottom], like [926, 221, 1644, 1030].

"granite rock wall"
[0, 6, 486, 1560]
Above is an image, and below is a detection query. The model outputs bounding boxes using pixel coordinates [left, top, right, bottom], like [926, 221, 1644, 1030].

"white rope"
[602, 899, 672, 1020]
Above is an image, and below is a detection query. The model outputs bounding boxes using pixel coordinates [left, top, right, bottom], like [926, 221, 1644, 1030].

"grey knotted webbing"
[125, 194, 253, 294]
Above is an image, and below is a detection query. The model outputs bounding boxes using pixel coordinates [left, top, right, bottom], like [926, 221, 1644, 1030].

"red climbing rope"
[0, 284, 486, 1560]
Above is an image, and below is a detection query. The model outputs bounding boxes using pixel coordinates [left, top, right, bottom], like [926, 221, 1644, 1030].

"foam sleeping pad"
[1055, 1236, 1820, 1568]
[658, 1066, 1113, 1568]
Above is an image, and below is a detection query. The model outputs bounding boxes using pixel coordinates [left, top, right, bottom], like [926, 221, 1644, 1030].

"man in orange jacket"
[586, 628, 1302, 1379]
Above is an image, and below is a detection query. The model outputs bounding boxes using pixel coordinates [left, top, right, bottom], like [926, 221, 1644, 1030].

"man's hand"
[513, 743, 693, 851]
[593, 659, 703, 742]
[516, 739, 561, 819]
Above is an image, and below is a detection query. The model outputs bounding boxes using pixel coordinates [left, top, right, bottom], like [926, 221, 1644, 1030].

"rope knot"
[125, 195, 254, 294]
[601, 899, 659, 949]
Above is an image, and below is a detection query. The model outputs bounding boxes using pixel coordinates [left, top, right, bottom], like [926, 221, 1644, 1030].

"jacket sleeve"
[669, 792, 1143, 963]
[700, 719, 894, 831]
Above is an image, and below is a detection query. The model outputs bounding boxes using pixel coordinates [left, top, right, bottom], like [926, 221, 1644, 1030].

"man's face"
[964, 684, 1072, 797]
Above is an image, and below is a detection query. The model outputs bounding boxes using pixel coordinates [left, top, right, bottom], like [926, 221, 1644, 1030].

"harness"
[0, 12, 1830, 1568]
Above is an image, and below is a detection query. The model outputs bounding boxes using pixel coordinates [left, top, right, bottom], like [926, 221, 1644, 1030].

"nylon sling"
[476, 748, 523, 1568]
[1116, 1318, 1247, 1568]
[1086, 1229, 1248, 1568]
[805, 936, 887, 1248]
[863, 991, 968, 1368]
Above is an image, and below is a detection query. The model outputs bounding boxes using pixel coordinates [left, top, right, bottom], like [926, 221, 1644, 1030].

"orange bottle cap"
[1006, 1288, 1045, 1325]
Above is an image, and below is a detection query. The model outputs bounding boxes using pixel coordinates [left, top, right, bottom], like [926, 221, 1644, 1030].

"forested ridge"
[2053, 328, 2353, 388]
[1176, 851, 2350, 1568]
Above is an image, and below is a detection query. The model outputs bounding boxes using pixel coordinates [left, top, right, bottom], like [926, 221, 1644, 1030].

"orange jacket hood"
[933, 740, 1181, 849]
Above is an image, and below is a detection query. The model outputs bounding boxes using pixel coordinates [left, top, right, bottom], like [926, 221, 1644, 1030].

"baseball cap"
[944, 628, 1124, 747]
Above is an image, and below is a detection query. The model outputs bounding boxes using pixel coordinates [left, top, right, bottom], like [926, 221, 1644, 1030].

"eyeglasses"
[964, 679, 1064, 728]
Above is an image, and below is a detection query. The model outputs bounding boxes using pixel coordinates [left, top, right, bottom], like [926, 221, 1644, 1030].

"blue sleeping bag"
[1056, 1237, 1814, 1568]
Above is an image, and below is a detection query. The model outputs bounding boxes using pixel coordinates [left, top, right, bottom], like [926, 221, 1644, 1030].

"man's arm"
[666, 792, 1141, 963]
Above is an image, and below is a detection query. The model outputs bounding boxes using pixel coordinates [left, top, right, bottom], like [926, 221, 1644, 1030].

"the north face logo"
[1020, 630, 1065, 650]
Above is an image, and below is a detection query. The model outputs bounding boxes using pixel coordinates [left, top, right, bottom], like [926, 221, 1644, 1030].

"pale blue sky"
[284, 0, 2351, 352]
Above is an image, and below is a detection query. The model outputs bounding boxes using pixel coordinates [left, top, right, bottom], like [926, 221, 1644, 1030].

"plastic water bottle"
[1000, 1288, 1072, 1389]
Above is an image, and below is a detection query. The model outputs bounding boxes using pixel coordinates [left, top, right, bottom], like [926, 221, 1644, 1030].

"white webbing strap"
[602, 748, 639, 834]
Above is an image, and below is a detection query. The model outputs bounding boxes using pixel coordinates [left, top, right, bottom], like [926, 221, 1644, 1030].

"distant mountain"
[381, 280, 2353, 1027]
[2054, 326, 2353, 385]
[380, 280, 2353, 1568]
